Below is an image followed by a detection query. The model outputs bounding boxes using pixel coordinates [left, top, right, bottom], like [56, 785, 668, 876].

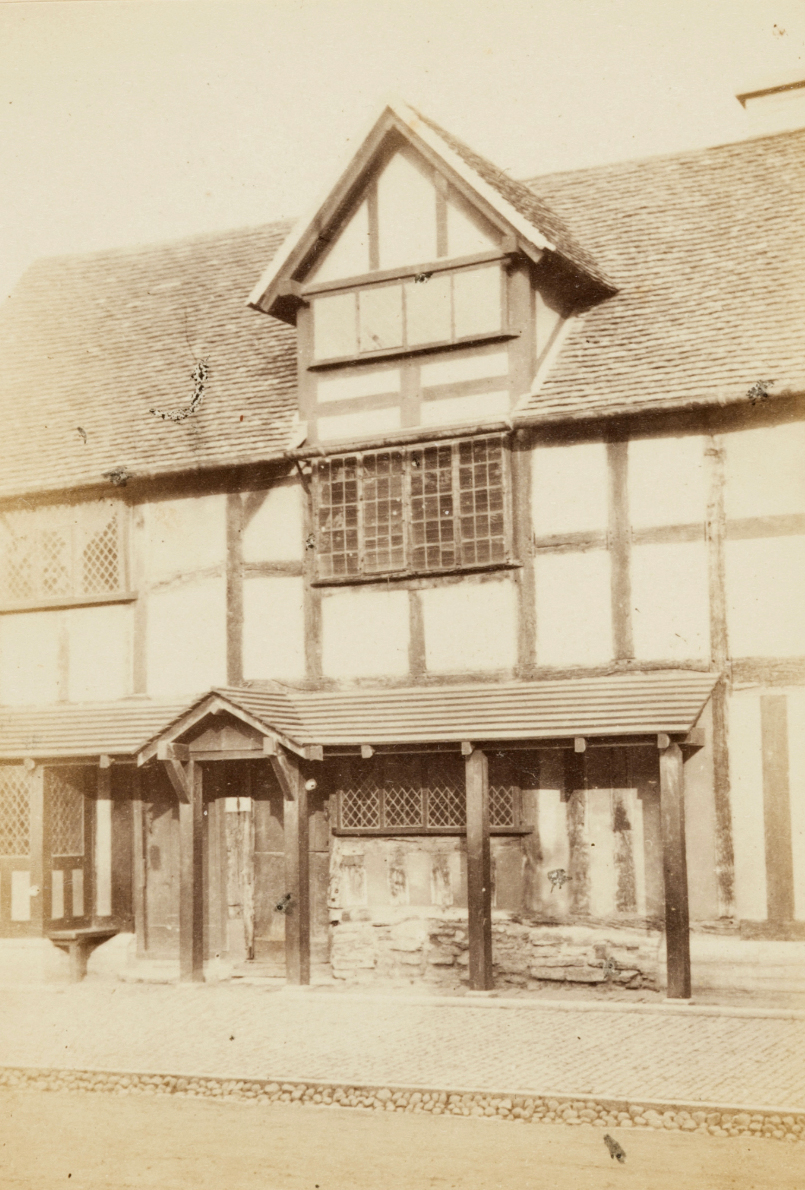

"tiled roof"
[1, 129, 803, 502]
[0, 222, 297, 500]
[412, 108, 614, 289]
[0, 672, 717, 759]
[520, 128, 805, 421]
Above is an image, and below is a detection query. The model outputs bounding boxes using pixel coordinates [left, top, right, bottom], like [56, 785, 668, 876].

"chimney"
[736, 75, 805, 135]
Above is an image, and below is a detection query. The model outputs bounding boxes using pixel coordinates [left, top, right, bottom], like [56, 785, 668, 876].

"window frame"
[312, 434, 516, 585]
[307, 257, 510, 367]
[0, 500, 133, 614]
[331, 753, 528, 837]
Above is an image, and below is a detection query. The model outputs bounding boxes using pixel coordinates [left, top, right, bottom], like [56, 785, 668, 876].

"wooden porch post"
[29, 764, 45, 934]
[659, 741, 691, 999]
[268, 748, 310, 986]
[178, 761, 204, 982]
[465, 747, 493, 991]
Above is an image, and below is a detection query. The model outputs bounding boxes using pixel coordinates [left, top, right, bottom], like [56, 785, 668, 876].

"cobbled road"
[0, 982, 803, 1110]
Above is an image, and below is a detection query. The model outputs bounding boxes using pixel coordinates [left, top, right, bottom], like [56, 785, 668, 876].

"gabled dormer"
[249, 100, 613, 447]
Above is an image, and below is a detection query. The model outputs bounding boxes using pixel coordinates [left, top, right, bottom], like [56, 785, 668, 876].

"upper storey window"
[0, 500, 128, 610]
[312, 264, 503, 363]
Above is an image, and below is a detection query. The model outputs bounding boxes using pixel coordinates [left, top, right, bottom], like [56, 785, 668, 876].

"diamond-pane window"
[47, 768, 86, 857]
[315, 437, 508, 580]
[0, 502, 125, 606]
[337, 755, 519, 833]
[0, 766, 30, 857]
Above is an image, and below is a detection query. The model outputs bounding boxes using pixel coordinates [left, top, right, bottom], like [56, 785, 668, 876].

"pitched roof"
[0, 222, 297, 501]
[519, 127, 805, 421]
[0, 671, 717, 760]
[0, 128, 803, 502]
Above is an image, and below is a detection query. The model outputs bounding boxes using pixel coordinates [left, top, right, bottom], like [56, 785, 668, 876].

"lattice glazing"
[41, 529, 71, 596]
[426, 782, 466, 828]
[47, 768, 85, 857]
[0, 766, 30, 857]
[340, 765, 381, 829]
[458, 438, 506, 566]
[82, 515, 120, 594]
[362, 451, 405, 573]
[489, 785, 516, 827]
[384, 784, 424, 828]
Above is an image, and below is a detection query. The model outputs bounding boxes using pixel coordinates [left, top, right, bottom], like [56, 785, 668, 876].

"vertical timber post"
[29, 765, 45, 934]
[179, 761, 204, 982]
[659, 741, 691, 999]
[465, 748, 493, 991]
[282, 755, 310, 986]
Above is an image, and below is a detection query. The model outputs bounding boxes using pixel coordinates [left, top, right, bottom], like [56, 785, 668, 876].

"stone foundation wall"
[329, 910, 661, 989]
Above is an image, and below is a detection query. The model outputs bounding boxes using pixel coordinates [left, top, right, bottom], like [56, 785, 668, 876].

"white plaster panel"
[317, 369, 401, 404]
[419, 350, 509, 388]
[536, 777, 571, 914]
[724, 422, 805, 520]
[146, 577, 227, 697]
[725, 536, 805, 656]
[317, 406, 401, 443]
[241, 484, 303, 563]
[420, 391, 510, 427]
[631, 542, 710, 661]
[321, 588, 409, 678]
[534, 551, 613, 667]
[66, 604, 132, 702]
[421, 579, 517, 673]
[586, 790, 617, 918]
[0, 611, 60, 705]
[146, 494, 226, 585]
[446, 195, 497, 257]
[311, 198, 370, 283]
[532, 443, 609, 536]
[628, 435, 706, 527]
[728, 691, 767, 920]
[377, 150, 438, 271]
[787, 689, 805, 921]
[95, 797, 112, 917]
[242, 576, 305, 681]
[11, 870, 31, 921]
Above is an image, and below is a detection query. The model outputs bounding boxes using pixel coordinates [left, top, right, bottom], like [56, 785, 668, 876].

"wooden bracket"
[262, 736, 278, 757]
[657, 733, 672, 751]
[574, 737, 587, 753]
[461, 741, 474, 757]
[23, 758, 36, 772]
[157, 741, 192, 803]
[681, 728, 706, 750]
[270, 747, 300, 802]
[99, 754, 112, 770]
[360, 744, 374, 759]
[304, 745, 324, 762]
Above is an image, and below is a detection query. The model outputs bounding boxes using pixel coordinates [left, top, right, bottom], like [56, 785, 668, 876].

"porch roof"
[0, 670, 718, 761]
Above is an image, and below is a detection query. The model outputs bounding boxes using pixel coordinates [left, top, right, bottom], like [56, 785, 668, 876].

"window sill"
[308, 330, 519, 371]
[312, 560, 521, 588]
[0, 591, 137, 616]
[332, 827, 532, 837]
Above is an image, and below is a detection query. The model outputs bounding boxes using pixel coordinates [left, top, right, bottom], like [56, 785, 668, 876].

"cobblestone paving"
[0, 984, 803, 1109]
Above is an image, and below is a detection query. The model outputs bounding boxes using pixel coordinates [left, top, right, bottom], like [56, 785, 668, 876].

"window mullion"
[451, 440, 461, 564]
[356, 452, 366, 576]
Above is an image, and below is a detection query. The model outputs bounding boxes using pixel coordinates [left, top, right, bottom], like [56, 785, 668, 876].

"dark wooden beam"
[607, 439, 634, 661]
[465, 748, 493, 991]
[226, 492, 244, 686]
[157, 743, 191, 803]
[272, 752, 310, 985]
[29, 765, 45, 934]
[659, 742, 691, 999]
[131, 773, 147, 957]
[178, 761, 204, 982]
[760, 694, 795, 923]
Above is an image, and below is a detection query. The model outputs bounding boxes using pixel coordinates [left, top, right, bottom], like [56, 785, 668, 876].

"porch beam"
[178, 760, 204, 982]
[465, 748, 493, 991]
[659, 741, 691, 999]
[157, 742, 192, 804]
[272, 750, 310, 985]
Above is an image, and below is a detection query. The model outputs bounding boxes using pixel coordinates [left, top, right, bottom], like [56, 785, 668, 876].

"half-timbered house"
[0, 100, 803, 996]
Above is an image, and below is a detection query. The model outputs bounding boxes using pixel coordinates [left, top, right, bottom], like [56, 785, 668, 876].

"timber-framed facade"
[0, 100, 803, 995]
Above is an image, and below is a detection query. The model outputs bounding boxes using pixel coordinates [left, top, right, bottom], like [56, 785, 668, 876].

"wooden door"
[45, 767, 94, 928]
[0, 764, 37, 936]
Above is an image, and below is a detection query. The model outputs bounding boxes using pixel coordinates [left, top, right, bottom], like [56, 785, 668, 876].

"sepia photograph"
[0, 0, 804, 1186]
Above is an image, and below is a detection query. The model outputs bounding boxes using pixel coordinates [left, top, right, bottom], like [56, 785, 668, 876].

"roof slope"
[521, 127, 805, 420]
[0, 222, 297, 500]
[0, 671, 716, 759]
[0, 130, 803, 500]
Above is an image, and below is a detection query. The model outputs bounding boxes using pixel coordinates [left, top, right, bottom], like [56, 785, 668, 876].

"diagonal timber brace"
[157, 742, 191, 803]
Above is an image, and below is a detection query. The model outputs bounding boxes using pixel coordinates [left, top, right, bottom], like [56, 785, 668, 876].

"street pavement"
[0, 981, 803, 1111]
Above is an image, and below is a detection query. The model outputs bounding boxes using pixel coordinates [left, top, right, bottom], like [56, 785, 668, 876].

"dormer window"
[309, 261, 504, 364]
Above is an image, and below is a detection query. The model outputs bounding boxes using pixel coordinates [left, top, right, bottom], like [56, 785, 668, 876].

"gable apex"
[248, 99, 613, 325]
